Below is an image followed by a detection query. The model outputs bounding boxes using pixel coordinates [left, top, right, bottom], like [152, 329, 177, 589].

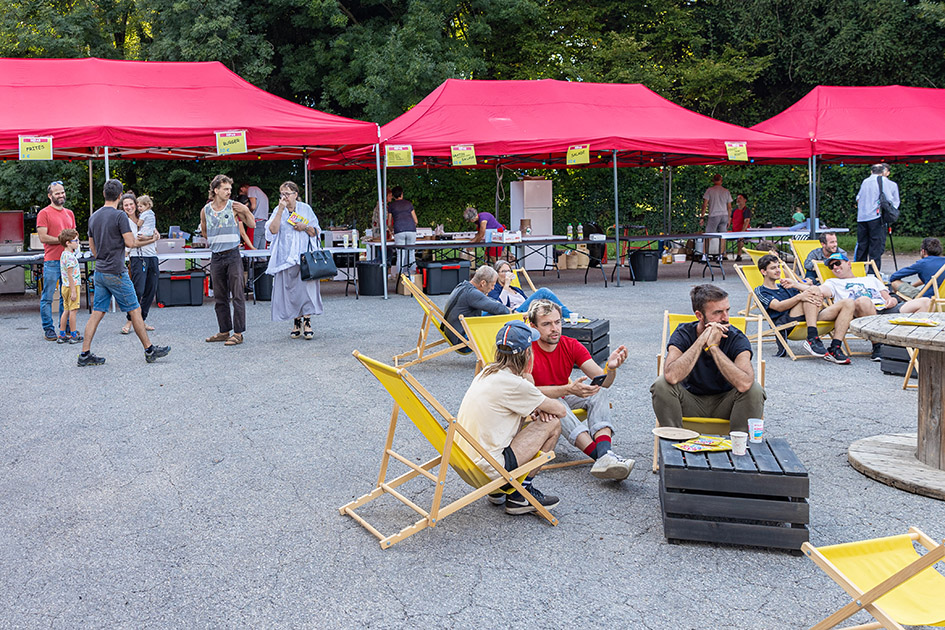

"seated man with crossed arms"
[651, 284, 765, 434]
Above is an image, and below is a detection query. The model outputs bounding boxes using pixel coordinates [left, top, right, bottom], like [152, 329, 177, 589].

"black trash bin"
[253, 263, 273, 301]
[629, 249, 659, 281]
[357, 261, 386, 296]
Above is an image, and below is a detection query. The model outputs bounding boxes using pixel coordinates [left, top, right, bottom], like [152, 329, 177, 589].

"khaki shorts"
[896, 283, 921, 299]
[61, 284, 80, 311]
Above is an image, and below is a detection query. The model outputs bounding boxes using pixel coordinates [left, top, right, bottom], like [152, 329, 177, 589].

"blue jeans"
[92, 270, 140, 313]
[514, 288, 572, 318]
[40, 260, 67, 334]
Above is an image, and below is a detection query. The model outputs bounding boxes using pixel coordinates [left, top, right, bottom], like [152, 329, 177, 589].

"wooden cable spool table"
[848, 312, 945, 499]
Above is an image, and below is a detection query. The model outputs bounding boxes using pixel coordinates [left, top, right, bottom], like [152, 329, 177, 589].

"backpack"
[877, 176, 900, 225]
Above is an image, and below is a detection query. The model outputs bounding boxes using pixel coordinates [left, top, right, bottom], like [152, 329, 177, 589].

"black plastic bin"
[253, 263, 273, 301]
[417, 259, 471, 295]
[357, 261, 385, 296]
[157, 271, 205, 306]
[629, 249, 659, 281]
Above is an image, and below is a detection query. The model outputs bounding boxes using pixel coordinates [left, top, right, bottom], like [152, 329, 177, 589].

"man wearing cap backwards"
[651, 284, 765, 434]
[821, 252, 931, 361]
[456, 320, 567, 515]
[526, 299, 634, 481]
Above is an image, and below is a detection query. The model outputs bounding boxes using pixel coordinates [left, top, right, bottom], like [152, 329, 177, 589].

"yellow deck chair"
[739, 249, 801, 316]
[735, 263, 843, 361]
[898, 265, 945, 390]
[791, 239, 822, 278]
[459, 312, 528, 373]
[652, 311, 764, 472]
[342, 351, 558, 549]
[392, 275, 473, 367]
[510, 268, 538, 292]
[802, 527, 945, 630]
[815, 260, 883, 285]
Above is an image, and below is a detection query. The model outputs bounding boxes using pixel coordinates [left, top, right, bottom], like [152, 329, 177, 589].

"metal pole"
[380, 147, 389, 299]
[667, 166, 673, 234]
[808, 155, 817, 239]
[88, 160, 93, 215]
[304, 157, 311, 205]
[104, 146, 110, 180]
[612, 150, 621, 287]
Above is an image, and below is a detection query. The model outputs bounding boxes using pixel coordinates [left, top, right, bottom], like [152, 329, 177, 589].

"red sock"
[591, 434, 612, 459]
[583, 442, 597, 457]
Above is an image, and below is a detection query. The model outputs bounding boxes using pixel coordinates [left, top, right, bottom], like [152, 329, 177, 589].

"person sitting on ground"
[456, 320, 567, 515]
[441, 265, 510, 347]
[650, 284, 765, 434]
[821, 252, 932, 361]
[889, 237, 945, 299]
[526, 299, 634, 481]
[756, 253, 856, 364]
[803, 232, 847, 283]
[488, 260, 573, 318]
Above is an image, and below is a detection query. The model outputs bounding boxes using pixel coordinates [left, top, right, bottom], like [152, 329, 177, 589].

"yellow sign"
[215, 130, 248, 155]
[19, 136, 53, 160]
[724, 141, 749, 162]
[450, 144, 477, 167]
[566, 144, 590, 165]
[386, 144, 414, 167]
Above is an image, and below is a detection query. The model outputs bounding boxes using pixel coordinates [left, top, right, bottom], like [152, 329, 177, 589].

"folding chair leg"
[652, 431, 660, 473]
[903, 348, 918, 390]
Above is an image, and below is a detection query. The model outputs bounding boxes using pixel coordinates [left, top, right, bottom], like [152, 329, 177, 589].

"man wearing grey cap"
[456, 320, 566, 515]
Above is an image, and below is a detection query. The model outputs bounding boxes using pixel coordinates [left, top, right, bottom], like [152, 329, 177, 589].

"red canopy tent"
[0, 57, 379, 161]
[751, 85, 945, 163]
[315, 78, 810, 169]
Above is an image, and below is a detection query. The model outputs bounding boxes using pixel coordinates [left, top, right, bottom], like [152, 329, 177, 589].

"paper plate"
[652, 427, 700, 441]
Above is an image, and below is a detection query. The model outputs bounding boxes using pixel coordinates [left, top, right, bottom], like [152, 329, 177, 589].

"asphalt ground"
[1, 253, 942, 629]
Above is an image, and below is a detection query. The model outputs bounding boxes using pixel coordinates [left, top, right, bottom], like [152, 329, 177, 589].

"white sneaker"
[590, 451, 634, 481]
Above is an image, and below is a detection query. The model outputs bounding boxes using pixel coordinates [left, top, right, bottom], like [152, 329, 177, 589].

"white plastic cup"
[569, 312, 579, 325]
[731, 431, 748, 456]
[748, 418, 764, 443]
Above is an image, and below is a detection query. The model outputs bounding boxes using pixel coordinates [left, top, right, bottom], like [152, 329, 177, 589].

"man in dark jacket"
[442, 266, 509, 345]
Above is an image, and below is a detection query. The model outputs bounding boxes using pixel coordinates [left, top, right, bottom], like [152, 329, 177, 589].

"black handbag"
[877, 176, 900, 225]
[299, 241, 337, 281]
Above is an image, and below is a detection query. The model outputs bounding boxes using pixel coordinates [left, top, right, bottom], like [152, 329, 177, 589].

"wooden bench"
[658, 437, 810, 552]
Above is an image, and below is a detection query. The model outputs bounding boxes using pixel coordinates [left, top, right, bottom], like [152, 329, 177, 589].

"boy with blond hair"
[57, 228, 82, 344]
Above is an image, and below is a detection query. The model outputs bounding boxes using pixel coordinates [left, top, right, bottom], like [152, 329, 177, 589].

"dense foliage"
[2, 0, 945, 238]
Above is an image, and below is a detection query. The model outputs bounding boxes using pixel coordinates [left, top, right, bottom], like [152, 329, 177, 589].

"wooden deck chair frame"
[392, 275, 473, 367]
[510, 268, 538, 292]
[459, 313, 595, 471]
[790, 239, 823, 279]
[651, 311, 765, 472]
[735, 263, 846, 361]
[802, 527, 945, 630]
[899, 265, 945, 390]
[342, 351, 559, 549]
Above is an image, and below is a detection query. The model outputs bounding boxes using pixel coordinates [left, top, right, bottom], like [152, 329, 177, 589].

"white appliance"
[510, 180, 553, 270]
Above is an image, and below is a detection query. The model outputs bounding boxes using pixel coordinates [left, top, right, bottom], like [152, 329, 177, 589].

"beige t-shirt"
[456, 368, 547, 479]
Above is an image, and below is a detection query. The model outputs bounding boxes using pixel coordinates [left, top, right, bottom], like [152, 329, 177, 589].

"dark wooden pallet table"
[658, 437, 810, 552]
[561, 318, 609, 365]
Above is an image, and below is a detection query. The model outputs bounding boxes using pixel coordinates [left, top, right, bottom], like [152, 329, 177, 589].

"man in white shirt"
[241, 183, 270, 249]
[855, 163, 899, 271]
[700, 174, 732, 258]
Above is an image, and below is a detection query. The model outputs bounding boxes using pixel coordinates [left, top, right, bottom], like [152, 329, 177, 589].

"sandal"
[302, 317, 314, 340]
[120, 324, 132, 335]
[206, 331, 230, 342]
[224, 333, 243, 346]
[145, 324, 155, 331]
[290, 318, 302, 339]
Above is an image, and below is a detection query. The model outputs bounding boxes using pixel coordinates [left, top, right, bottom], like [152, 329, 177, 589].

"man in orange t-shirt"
[36, 181, 77, 341]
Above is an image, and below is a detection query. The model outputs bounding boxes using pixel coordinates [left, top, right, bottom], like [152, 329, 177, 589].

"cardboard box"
[396, 273, 423, 295]
[574, 244, 590, 269]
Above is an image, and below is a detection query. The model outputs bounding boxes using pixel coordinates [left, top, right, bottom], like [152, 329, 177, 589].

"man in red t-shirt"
[36, 180, 78, 341]
[526, 299, 633, 480]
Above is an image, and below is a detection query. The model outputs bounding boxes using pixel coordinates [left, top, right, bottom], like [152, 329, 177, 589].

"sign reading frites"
[450, 145, 477, 166]
[386, 144, 414, 167]
[724, 141, 749, 162]
[19, 136, 53, 160]
[215, 130, 247, 155]
[566, 144, 590, 165]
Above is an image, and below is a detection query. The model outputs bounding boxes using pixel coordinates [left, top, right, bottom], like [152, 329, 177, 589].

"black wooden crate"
[658, 437, 809, 551]
[563, 318, 609, 362]
[880, 345, 916, 378]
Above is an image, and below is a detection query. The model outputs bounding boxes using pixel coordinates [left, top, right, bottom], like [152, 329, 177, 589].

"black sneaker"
[77, 352, 105, 367]
[824, 346, 851, 365]
[504, 486, 560, 515]
[145, 345, 171, 363]
[44, 330, 58, 341]
[871, 343, 884, 362]
[774, 344, 788, 358]
[487, 491, 507, 505]
[804, 337, 827, 357]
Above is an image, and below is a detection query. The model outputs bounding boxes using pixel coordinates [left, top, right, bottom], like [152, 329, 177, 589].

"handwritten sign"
[724, 141, 749, 162]
[450, 144, 477, 167]
[19, 136, 53, 160]
[215, 130, 247, 155]
[386, 144, 414, 167]
[566, 144, 590, 165]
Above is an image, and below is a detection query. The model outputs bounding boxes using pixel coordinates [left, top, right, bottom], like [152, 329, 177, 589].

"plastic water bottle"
[567, 223, 573, 240]
[577, 223, 583, 240]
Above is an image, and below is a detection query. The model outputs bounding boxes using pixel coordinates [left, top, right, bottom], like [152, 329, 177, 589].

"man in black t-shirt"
[755, 253, 855, 364]
[650, 284, 765, 433]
